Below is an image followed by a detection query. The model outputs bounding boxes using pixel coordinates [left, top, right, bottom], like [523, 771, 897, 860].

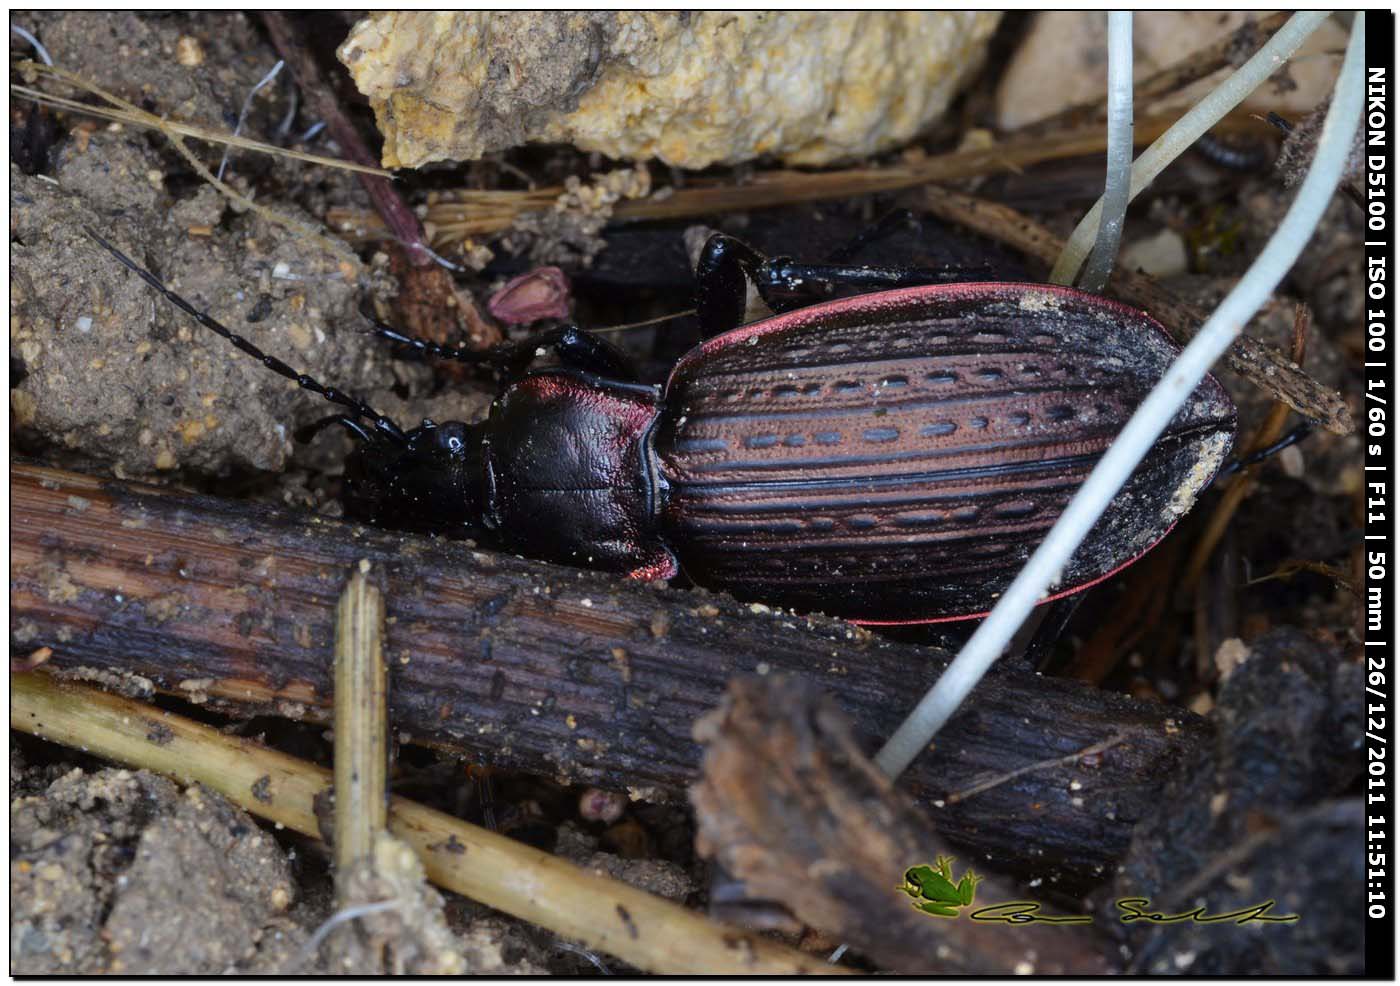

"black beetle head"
[342, 419, 488, 538]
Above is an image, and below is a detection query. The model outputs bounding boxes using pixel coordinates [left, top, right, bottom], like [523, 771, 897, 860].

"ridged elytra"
[651, 282, 1235, 623]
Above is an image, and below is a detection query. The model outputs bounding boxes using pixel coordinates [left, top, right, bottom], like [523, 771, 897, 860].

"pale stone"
[996, 11, 1350, 131]
[1119, 228, 1189, 279]
[339, 11, 1001, 170]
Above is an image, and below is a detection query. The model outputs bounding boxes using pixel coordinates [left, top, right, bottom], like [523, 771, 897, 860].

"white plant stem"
[876, 12, 1365, 780]
[1049, 10, 1332, 286]
[217, 59, 285, 181]
[10, 24, 53, 66]
[1079, 11, 1135, 293]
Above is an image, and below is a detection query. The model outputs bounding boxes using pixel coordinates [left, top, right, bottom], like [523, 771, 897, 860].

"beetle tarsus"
[361, 307, 490, 365]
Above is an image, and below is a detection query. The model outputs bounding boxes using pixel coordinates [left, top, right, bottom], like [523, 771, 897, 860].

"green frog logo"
[897, 856, 983, 918]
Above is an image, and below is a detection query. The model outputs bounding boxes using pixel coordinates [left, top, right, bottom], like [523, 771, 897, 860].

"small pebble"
[1279, 444, 1305, 479]
[175, 35, 205, 66]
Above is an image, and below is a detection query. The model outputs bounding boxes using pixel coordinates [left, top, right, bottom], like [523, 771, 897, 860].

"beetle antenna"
[85, 228, 406, 445]
[294, 413, 374, 444]
[359, 307, 499, 367]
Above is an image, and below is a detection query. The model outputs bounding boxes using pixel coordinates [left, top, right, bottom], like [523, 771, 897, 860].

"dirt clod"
[11, 767, 300, 974]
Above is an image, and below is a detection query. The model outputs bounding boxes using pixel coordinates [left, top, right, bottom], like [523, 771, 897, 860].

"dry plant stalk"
[261, 11, 437, 270]
[326, 112, 1261, 246]
[21, 61, 355, 263]
[9, 83, 390, 177]
[325, 567, 466, 974]
[333, 566, 389, 876]
[1060, 537, 1183, 684]
[920, 185, 1351, 434]
[10, 672, 842, 976]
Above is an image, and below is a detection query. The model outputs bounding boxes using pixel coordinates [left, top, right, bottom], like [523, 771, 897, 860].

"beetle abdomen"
[655, 283, 1235, 622]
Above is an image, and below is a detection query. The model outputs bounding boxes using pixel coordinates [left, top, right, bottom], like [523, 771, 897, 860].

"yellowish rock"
[339, 11, 1000, 169]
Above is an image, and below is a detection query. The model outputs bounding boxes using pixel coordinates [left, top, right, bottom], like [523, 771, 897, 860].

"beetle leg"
[766, 208, 997, 308]
[696, 227, 994, 329]
[362, 307, 500, 365]
[1017, 592, 1088, 672]
[753, 259, 993, 313]
[365, 309, 639, 383]
[695, 233, 767, 338]
[1216, 421, 1315, 478]
[503, 325, 641, 382]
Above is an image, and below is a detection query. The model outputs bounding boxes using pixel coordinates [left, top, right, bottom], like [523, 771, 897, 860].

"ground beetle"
[87, 222, 1236, 625]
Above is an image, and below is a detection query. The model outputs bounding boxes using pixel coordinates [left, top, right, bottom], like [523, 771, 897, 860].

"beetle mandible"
[86, 223, 1235, 625]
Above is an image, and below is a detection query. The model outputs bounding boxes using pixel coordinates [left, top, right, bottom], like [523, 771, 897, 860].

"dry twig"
[943, 733, 1130, 806]
[258, 13, 466, 346]
[10, 672, 841, 976]
[326, 113, 1262, 247]
[260, 12, 438, 270]
[11, 461, 1210, 893]
[20, 61, 354, 262]
[10, 84, 391, 176]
